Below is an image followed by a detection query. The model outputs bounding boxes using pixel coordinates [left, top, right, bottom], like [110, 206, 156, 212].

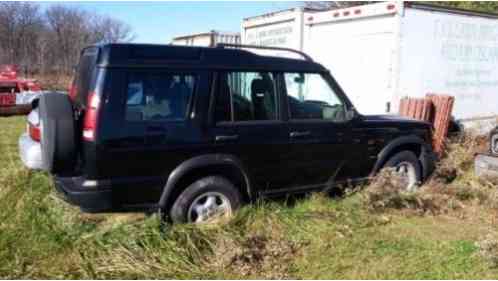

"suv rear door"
[100, 68, 209, 205]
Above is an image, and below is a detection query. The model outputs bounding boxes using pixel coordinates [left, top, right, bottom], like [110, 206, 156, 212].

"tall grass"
[1, 116, 498, 279]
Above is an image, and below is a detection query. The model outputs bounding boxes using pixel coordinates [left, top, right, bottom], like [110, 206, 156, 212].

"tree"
[0, 2, 43, 67]
[304, 1, 498, 13]
[45, 5, 90, 73]
[0, 2, 135, 76]
[303, 1, 373, 11]
[428, 1, 498, 14]
[92, 15, 135, 44]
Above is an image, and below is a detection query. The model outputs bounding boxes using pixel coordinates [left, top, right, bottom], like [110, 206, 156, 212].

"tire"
[169, 176, 242, 224]
[490, 127, 498, 155]
[382, 150, 422, 192]
[39, 93, 76, 175]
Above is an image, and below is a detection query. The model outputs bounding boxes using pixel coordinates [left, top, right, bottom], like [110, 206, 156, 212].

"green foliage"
[429, 1, 498, 14]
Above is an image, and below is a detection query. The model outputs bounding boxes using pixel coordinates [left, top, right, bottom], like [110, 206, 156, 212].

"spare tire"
[38, 93, 76, 175]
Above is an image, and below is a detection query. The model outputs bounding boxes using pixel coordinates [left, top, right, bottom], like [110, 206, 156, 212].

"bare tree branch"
[0, 2, 135, 76]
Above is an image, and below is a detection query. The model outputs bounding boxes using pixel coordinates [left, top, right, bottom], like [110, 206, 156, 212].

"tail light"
[83, 92, 100, 141]
[27, 123, 40, 142]
[68, 82, 77, 101]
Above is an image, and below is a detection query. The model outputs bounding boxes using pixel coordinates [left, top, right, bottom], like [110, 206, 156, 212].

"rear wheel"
[169, 176, 242, 224]
[382, 151, 422, 192]
[38, 93, 76, 175]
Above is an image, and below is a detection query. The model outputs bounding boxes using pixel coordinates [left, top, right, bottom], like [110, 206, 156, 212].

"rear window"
[72, 47, 99, 106]
[125, 72, 196, 122]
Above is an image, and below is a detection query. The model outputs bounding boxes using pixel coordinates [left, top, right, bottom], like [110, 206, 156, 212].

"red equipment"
[0, 65, 42, 108]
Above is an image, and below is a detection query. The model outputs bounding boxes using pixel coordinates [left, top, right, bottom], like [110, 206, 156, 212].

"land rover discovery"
[19, 43, 436, 224]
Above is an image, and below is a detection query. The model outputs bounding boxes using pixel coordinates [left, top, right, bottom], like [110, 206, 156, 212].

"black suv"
[21, 43, 435, 223]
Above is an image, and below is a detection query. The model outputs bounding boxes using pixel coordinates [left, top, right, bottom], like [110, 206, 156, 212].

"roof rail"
[216, 43, 313, 62]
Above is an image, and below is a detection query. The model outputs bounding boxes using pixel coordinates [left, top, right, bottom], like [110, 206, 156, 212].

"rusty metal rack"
[399, 94, 455, 156]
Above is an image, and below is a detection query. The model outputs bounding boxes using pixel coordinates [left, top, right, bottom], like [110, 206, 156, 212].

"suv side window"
[214, 71, 278, 123]
[284, 73, 347, 122]
[125, 72, 195, 122]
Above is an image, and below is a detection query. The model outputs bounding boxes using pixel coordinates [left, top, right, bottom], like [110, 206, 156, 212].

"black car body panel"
[50, 43, 436, 213]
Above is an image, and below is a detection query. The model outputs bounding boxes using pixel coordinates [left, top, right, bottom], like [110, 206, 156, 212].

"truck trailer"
[242, 2, 498, 131]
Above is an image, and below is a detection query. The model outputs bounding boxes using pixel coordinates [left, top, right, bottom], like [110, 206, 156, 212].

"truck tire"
[169, 176, 242, 224]
[382, 151, 422, 192]
[490, 127, 498, 155]
[38, 93, 76, 175]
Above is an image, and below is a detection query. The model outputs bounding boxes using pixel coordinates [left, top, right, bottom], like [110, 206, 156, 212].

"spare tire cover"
[39, 93, 76, 175]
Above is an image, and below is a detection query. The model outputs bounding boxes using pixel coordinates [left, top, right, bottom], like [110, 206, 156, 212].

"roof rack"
[216, 43, 313, 62]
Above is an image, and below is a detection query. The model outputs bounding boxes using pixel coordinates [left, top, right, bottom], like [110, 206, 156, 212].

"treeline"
[0, 2, 134, 76]
[304, 1, 498, 13]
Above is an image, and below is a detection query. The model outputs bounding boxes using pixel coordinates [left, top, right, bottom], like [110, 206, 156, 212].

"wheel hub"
[395, 161, 418, 192]
[188, 192, 232, 223]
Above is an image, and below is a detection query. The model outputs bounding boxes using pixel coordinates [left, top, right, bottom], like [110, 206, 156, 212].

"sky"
[38, 1, 299, 44]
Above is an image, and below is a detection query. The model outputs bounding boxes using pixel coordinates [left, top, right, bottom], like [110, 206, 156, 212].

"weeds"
[363, 133, 498, 217]
[2, 116, 498, 278]
[432, 133, 487, 183]
[363, 169, 451, 215]
[477, 232, 498, 268]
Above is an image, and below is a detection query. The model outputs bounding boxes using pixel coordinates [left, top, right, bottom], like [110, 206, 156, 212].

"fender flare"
[371, 135, 432, 175]
[158, 154, 253, 210]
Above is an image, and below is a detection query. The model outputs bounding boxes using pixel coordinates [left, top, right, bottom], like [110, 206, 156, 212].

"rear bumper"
[53, 176, 114, 213]
[18, 133, 43, 170]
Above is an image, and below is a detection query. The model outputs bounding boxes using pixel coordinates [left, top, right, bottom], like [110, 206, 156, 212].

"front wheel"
[382, 151, 422, 192]
[169, 176, 242, 224]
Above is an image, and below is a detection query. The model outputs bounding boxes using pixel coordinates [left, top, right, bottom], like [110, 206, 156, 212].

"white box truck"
[242, 2, 498, 130]
[172, 30, 240, 47]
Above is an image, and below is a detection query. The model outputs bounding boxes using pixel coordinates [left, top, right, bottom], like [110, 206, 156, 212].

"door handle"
[290, 131, 311, 138]
[146, 125, 167, 133]
[215, 135, 239, 142]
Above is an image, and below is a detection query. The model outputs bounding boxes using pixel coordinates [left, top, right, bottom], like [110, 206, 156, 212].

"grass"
[1, 115, 498, 279]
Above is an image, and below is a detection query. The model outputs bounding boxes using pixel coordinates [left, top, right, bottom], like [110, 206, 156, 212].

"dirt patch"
[209, 232, 304, 279]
